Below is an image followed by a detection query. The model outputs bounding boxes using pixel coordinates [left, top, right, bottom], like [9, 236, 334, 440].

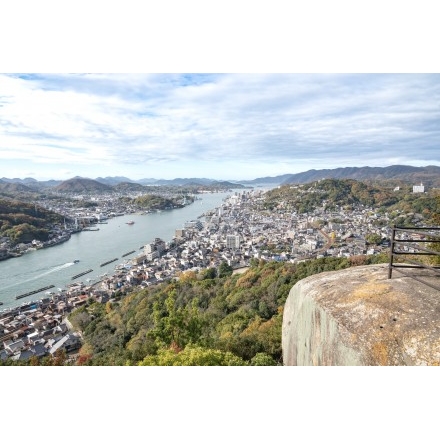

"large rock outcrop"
[282, 264, 440, 366]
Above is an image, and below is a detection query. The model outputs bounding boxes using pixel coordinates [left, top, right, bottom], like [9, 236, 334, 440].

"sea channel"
[0, 191, 231, 310]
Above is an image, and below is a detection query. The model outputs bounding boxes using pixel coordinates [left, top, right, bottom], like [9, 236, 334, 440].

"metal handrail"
[388, 226, 440, 291]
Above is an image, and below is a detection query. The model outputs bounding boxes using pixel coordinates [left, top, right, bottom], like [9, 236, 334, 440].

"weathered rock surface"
[282, 264, 440, 366]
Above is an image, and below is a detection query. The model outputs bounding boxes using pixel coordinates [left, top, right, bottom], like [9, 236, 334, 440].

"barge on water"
[121, 250, 135, 257]
[100, 258, 118, 267]
[16, 284, 55, 300]
[71, 269, 93, 280]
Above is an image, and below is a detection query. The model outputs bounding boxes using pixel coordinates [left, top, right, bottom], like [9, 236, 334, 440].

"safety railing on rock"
[388, 226, 440, 291]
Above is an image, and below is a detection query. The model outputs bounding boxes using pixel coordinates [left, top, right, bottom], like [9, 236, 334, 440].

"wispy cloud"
[0, 73, 439, 180]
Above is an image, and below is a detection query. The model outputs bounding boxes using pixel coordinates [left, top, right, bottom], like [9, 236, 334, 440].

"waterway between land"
[0, 191, 231, 310]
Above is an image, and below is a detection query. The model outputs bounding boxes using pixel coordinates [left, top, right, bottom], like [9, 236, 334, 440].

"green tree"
[138, 344, 248, 366]
[217, 261, 233, 278]
[200, 267, 217, 280]
[148, 290, 204, 350]
[365, 233, 382, 245]
[250, 352, 278, 366]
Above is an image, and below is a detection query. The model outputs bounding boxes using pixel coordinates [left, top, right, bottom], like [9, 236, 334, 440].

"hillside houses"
[0, 297, 82, 363]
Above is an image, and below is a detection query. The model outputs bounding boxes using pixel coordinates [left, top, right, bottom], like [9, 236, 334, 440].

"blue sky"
[1, 73, 439, 181]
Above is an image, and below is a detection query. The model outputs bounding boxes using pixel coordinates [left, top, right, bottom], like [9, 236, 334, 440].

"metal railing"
[388, 226, 440, 291]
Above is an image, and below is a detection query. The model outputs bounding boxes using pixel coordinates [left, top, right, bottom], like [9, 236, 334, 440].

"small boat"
[126, 221, 135, 225]
[73, 259, 80, 263]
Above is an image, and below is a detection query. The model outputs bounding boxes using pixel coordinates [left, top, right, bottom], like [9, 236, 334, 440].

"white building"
[413, 182, 425, 193]
[229, 195, 240, 205]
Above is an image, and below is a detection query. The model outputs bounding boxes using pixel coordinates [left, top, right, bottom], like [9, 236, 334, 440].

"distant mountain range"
[0, 177, 61, 189]
[94, 176, 219, 186]
[53, 177, 245, 193]
[235, 165, 440, 187]
[0, 181, 38, 193]
[0, 176, 246, 193]
[2, 165, 440, 193]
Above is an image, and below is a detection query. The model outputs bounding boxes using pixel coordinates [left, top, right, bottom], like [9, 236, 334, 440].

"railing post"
[388, 225, 396, 279]
[385, 225, 440, 290]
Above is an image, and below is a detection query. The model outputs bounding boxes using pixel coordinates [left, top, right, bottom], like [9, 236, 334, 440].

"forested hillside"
[63, 255, 387, 366]
[281, 165, 440, 187]
[0, 197, 63, 244]
[263, 178, 440, 224]
[133, 194, 189, 211]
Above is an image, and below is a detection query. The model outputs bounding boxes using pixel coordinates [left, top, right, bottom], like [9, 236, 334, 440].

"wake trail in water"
[0, 262, 74, 292]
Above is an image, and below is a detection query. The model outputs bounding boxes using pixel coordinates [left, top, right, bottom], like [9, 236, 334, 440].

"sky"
[1, 72, 439, 182]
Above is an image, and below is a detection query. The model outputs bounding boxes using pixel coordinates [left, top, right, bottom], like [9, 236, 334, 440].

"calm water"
[0, 192, 230, 309]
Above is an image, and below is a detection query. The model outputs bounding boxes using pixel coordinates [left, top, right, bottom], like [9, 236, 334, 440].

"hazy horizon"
[2, 162, 439, 184]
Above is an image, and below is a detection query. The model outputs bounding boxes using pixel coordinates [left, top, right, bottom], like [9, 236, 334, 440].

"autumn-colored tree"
[349, 255, 367, 266]
[76, 342, 94, 366]
[105, 301, 113, 314]
[41, 349, 67, 366]
[179, 270, 197, 283]
[29, 355, 40, 366]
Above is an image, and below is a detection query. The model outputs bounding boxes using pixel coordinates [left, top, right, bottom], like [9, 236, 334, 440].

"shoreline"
[0, 232, 75, 262]
[0, 192, 233, 311]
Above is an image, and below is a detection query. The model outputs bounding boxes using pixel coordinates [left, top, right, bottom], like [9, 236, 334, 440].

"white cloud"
[0, 73, 439, 180]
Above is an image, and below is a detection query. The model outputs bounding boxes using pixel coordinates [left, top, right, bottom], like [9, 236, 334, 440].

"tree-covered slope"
[263, 178, 440, 222]
[0, 197, 64, 244]
[133, 194, 188, 210]
[67, 255, 388, 366]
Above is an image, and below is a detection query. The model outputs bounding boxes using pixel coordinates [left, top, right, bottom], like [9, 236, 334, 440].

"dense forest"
[0, 197, 64, 244]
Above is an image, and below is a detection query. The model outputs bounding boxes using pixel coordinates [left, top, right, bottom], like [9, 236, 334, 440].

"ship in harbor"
[126, 221, 135, 225]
